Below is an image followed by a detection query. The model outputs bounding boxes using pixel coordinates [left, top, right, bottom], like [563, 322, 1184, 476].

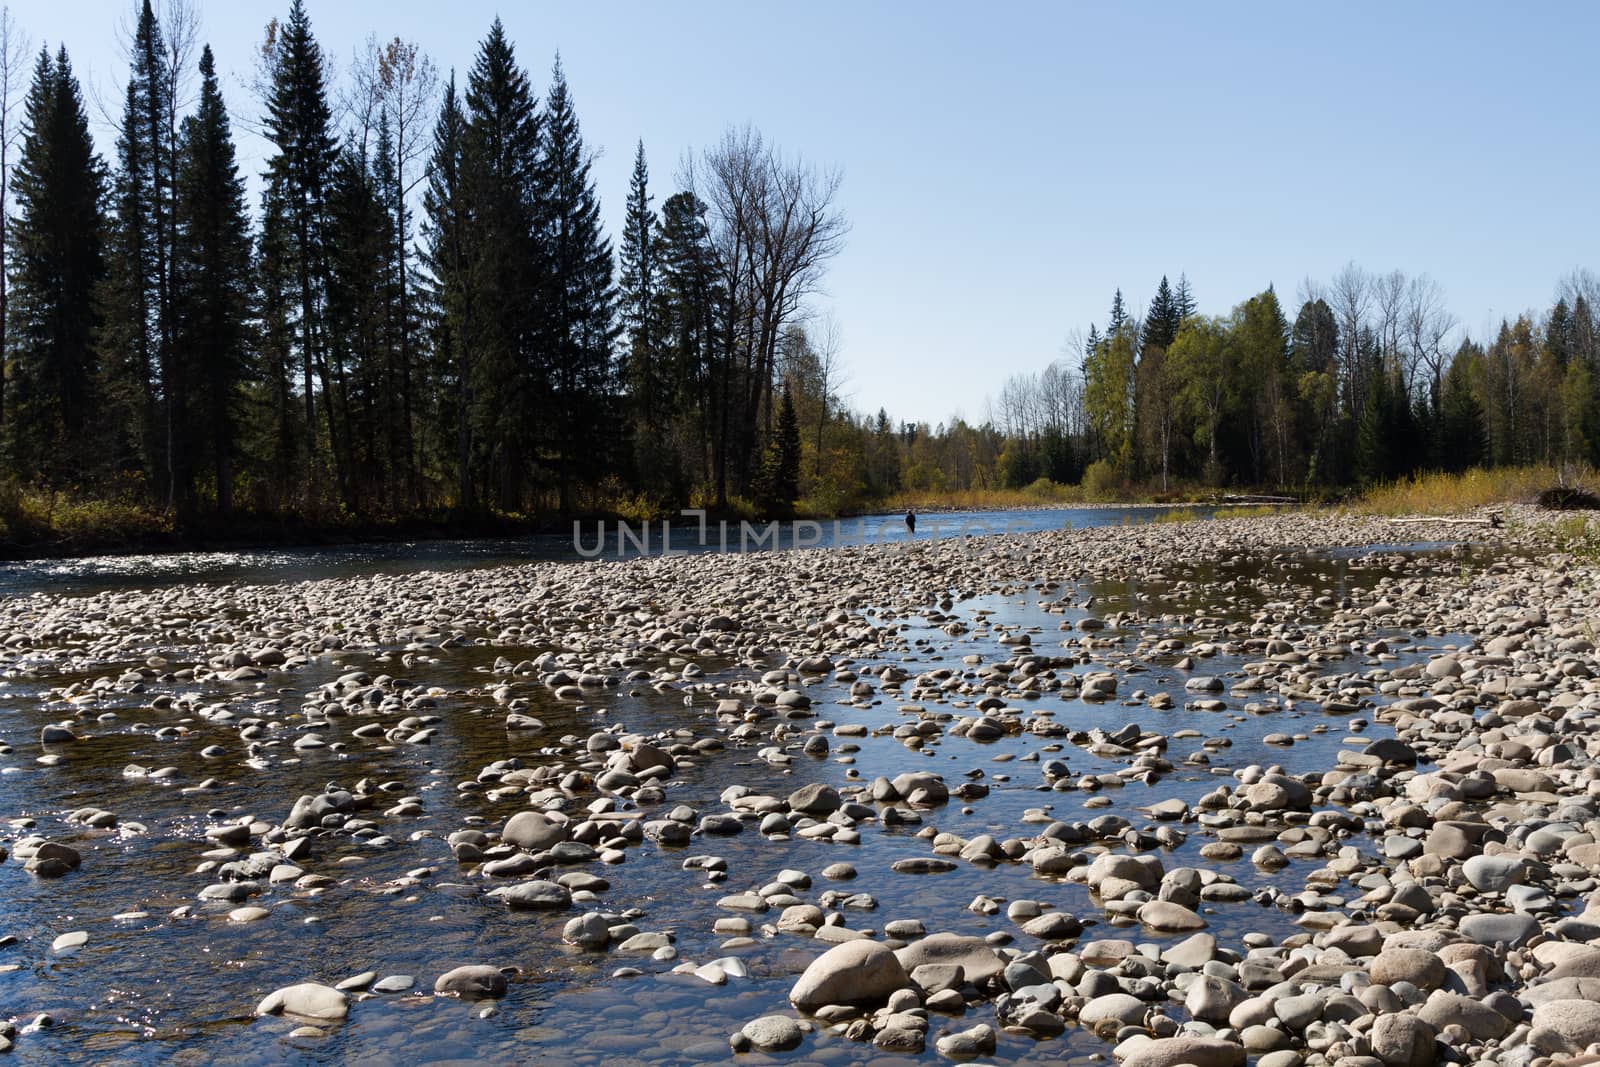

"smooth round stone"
[433, 965, 508, 998]
[741, 1014, 803, 1051]
[1458, 911, 1540, 948]
[229, 906, 271, 922]
[255, 983, 350, 1021]
[51, 931, 88, 952]
[1369, 948, 1446, 990]
[1137, 900, 1206, 932]
[1463, 854, 1526, 893]
[1242, 1024, 1291, 1051]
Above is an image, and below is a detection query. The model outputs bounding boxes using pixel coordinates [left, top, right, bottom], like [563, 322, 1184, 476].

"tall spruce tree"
[5, 47, 104, 483]
[105, 0, 174, 496]
[171, 44, 252, 516]
[534, 55, 617, 511]
[657, 189, 723, 493]
[618, 140, 661, 433]
[1107, 288, 1128, 340]
[1174, 274, 1196, 321]
[1143, 275, 1179, 352]
[420, 71, 476, 507]
[370, 113, 413, 500]
[755, 383, 801, 515]
[323, 139, 387, 505]
[460, 19, 541, 510]
[262, 0, 341, 504]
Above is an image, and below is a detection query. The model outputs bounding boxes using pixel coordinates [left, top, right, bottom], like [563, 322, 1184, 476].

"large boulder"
[1544, 948, 1600, 981]
[790, 940, 909, 1011]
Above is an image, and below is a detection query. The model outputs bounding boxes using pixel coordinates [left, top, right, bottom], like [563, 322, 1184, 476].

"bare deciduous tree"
[1404, 274, 1454, 408]
[1329, 262, 1372, 415]
[809, 312, 846, 476]
[1375, 268, 1406, 366]
[691, 125, 847, 504]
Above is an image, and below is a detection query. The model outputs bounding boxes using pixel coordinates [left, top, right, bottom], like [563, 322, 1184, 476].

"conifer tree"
[460, 19, 541, 509]
[1107, 289, 1127, 340]
[5, 47, 104, 483]
[657, 189, 723, 489]
[421, 71, 475, 507]
[262, 0, 340, 502]
[618, 140, 661, 431]
[1434, 340, 1485, 471]
[1143, 275, 1179, 352]
[107, 0, 173, 494]
[324, 139, 387, 504]
[534, 56, 617, 511]
[756, 383, 801, 514]
[171, 44, 252, 516]
[1174, 274, 1196, 321]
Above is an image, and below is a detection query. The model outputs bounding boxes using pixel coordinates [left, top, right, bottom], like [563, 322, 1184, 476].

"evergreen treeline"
[1, 2, 1595, 530]
[974, 268, 1600, 498]
[0, 2, 846, 524]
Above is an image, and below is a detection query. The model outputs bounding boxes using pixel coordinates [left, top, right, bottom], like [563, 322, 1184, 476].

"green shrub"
[1080, 460, 1120, 500]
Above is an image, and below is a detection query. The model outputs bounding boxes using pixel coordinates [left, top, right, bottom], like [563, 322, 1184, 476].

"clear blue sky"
[12, 0, 1599, 425]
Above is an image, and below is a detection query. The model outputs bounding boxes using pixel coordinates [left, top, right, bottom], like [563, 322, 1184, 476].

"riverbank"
[2, 465, 1585, 562]
[4, 505, 1600, 1063]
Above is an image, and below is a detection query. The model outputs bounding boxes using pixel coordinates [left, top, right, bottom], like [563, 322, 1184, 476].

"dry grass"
[1349, 466, 1581, 516]
[0, 482, 173, 548]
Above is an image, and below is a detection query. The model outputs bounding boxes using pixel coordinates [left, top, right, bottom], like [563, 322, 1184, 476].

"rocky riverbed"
[1, 506, 1598, 1066]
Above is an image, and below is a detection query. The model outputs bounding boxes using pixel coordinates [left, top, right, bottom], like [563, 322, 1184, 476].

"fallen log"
[1387, 514, 1501, 528]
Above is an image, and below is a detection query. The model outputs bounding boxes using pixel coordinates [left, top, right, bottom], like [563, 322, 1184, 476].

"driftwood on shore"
[1218, 494, 1298, 504]
[1387, 511, 1502, 528]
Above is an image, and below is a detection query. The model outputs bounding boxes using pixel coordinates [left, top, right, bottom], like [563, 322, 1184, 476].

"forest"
[0, 0, 1595, 543]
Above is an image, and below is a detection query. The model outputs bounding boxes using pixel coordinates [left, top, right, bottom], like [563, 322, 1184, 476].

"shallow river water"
[0, 506, 1220, 599]
[0, 513, 1503, 1065]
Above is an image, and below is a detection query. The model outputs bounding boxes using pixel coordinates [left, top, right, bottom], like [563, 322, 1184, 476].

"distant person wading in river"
[905, 511, 916, 535]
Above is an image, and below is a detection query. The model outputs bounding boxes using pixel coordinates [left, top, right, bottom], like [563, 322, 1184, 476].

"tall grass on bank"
[1548, 513, 1600, 563]
[1350, 465, 1583, 516]
[0, 482, 173, 547]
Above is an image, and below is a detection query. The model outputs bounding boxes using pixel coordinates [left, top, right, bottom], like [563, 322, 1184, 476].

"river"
[0, 509, 1503, 1065]
[0, 506, 1218, 598]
